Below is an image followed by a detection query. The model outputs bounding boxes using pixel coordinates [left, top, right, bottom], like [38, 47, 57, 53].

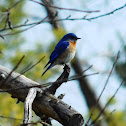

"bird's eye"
[71, 36, 75, 39]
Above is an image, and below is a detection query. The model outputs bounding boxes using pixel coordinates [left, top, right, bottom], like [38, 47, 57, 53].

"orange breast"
[69, 40, 77, 52]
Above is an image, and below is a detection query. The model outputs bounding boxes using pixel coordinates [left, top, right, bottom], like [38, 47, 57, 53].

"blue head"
[61, 33, 81, 42]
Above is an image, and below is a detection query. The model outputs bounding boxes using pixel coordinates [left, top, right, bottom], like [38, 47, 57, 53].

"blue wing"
[42, 41, 69, 76]
[49, 41, 69, 63]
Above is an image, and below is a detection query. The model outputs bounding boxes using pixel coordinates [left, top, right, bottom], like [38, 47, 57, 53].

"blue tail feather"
[42, 63, 53, 76]
[44, 61, 50, 68]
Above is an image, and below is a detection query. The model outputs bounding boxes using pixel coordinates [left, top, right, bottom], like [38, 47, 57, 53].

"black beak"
[77, 37, 81, 39]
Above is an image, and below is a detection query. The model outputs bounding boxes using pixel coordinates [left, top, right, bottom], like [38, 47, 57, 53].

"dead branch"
[0, 65, 84, 126]
[0, 68, 97, 93]
[23, 88, 42, 125]
[46, 64, 70, 94]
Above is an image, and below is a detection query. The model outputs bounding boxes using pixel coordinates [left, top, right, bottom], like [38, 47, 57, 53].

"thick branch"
[46, 64, 70, 94]
[0, 65, 84, 126]
[49, 99, 84, 126]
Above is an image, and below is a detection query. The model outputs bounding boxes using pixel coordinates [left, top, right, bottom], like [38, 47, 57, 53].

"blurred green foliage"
[106, 110, 126, 126]
[0, 93, 23, 126]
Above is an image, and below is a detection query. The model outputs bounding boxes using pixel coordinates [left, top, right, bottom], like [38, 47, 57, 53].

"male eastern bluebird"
[42, 33, 81, 76]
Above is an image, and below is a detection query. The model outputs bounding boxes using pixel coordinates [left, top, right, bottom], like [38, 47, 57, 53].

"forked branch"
[0, 65, 84, 126]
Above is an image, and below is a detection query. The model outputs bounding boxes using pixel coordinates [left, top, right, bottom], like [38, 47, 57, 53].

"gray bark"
[0, 65, 84, 126]
[23, 88, 40, 125]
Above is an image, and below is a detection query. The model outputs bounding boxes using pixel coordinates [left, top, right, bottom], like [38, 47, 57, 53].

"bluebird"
[42, 33, 81, 76]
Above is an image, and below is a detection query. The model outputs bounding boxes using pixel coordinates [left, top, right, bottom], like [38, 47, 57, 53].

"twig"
[86, 51, 120, 125]
[41, 121, 52, 126]
[69, 65, 93, 79]
[0, 34, 5, 39]
[0, 115, 23, 121]
[0, 12, 8, 23]
[9, 56, 45, 84]
[90, 80, 123, 126]
[86, 3, 126, 21]
[1, 3, 126, 33]
[20, 120, 52, 126]
[92, 109, 116, 126]
[8, 0, 23, 11]
[21, 56, 45, 74]
[30, 0, 100, 13]
[0, 55, 25, 88]
[1, 16, 48, 37]
[0, 0, 23, 31]
[6, 9, 13, 30]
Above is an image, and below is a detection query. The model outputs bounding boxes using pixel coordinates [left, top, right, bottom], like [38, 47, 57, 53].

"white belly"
[52, 47, 76, 66]
[62, 51, 75, 64]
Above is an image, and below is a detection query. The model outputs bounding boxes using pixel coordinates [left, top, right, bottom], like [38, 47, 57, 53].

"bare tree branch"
[9, 56, 45, 84]
[92, 109, 116, 126]
[0, 34, 4, 39]
[1, 16, 48, 37]
[0, 55, 25, 88]
[46, 64, 70, 94]
[0, 115, 23, 121]
[30, 0, 100, 13]
[0, 65, 84, 126]
[90, 80, 123, 126]
[8, 0, 23, 10]
[0, 3, 126, 33]
[0, 0, 24, 31]
[86, 51, 120, 125]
